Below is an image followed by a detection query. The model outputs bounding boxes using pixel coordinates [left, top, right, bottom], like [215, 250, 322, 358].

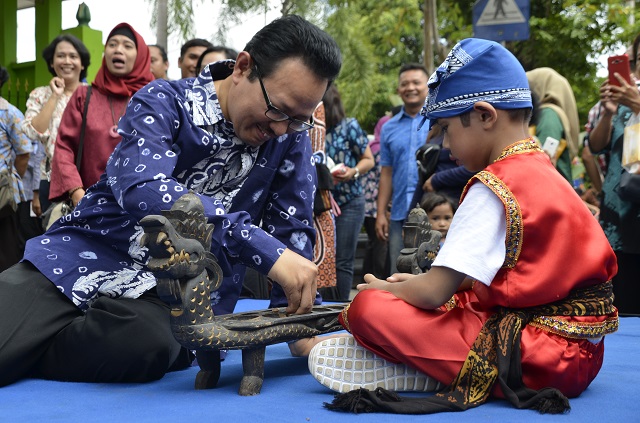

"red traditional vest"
[462, 139, 618, 310]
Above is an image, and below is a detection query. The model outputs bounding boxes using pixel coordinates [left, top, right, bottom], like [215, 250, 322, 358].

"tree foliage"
[148, 0, 199, 42]
[329, 0, 640, 131]
[147, 0, 640, 131]
[325, 0, 426, 130]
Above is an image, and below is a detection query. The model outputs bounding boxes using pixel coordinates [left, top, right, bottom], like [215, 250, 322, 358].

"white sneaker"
[308, 335, 442, 393]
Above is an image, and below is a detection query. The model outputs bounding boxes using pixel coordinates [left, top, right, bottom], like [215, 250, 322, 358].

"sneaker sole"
[308, 335, 442, 393]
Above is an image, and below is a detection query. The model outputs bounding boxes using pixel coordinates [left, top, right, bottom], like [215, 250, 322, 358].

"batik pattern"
[23, 62, 316, 312]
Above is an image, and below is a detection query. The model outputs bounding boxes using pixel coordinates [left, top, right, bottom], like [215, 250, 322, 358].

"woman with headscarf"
[49, 23, 153, 207]
[588, 35, 640, 316]
[526, 67, 580, 184]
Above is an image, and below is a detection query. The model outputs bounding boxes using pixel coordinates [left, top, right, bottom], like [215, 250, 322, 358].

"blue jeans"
[388, 219, 405, 275]
[334, 195, 366, 301]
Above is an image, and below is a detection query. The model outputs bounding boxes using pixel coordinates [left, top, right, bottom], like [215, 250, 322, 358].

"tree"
[156, 0, 169, 49]
[148, 0, 198, 46]
[325, 0, 427, 131]
[146, 1, 640, 130]
[146, 0, 326, 48]
[329, 0, 640, 130]
[435, 0, 639, 124]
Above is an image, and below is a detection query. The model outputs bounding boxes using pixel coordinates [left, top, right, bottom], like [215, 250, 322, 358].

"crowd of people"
[0, 12, 636, 417]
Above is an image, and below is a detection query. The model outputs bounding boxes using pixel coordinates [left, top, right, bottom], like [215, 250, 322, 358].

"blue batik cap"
[419, 38, 532, 130]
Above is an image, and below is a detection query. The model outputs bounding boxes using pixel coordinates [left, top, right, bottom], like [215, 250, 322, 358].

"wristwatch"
[353, 166, 360, 179]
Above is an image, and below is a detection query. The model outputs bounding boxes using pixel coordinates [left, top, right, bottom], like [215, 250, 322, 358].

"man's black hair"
[149, 44, 169, 62]
[195, 45, 239, 75]
[42, 34, 91, 81]
[399, 62, 429, 78]
[244, 15, 341, 86]
[179, 38, 214, 59]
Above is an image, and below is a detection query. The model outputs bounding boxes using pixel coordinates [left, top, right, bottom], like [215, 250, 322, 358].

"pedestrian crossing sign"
[473, 0, 530, 42]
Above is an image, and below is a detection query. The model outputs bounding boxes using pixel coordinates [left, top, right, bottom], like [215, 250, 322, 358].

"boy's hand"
[356, 273, 391, 292]
[386, 273, 414, 283]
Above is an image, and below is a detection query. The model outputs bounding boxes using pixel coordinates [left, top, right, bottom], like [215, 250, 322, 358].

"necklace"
[108, 96, 128, 137]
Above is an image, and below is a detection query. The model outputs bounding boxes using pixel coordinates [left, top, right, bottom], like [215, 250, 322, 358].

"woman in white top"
[22, 34, 90, 214]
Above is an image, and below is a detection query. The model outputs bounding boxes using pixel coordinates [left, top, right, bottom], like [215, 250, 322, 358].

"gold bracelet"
[68, 186, 84, 196]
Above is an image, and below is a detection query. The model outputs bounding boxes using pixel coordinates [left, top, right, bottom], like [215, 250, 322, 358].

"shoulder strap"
[76, 85, 92, 172]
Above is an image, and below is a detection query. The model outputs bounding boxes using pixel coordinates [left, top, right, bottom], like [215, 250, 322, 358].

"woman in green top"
[527, 67, 580, 184]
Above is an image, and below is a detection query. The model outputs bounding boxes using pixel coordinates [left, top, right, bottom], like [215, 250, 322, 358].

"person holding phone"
[587, 34, 640, 316]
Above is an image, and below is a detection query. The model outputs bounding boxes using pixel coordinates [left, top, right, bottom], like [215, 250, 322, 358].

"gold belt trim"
[444, 296, 457, 311]
[528, 314, 619, 340]
[341, 303, 351, 332]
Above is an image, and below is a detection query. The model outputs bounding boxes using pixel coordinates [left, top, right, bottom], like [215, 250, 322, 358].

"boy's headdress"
[420, 38, 532, 129]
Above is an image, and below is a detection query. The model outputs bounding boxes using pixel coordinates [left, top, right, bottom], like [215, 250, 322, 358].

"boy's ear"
[473, 101, 498, 127]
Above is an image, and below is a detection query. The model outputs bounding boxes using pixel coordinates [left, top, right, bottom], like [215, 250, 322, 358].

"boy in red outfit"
[308, 38, 618, 415]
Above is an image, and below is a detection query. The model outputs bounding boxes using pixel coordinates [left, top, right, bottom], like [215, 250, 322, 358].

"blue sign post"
[473, 0, 530, 42]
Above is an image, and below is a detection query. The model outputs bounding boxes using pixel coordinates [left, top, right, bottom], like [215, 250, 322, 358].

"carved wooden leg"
[238, 346, 266, 396]
[194, 350, 221, 390]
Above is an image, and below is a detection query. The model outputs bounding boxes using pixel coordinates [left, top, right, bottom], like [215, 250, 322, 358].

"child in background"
[420, 192, 456, 245]
[308, 38, 618, 416]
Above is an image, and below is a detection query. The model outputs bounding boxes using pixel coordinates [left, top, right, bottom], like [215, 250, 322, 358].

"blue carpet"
[2, 299, 637, 422]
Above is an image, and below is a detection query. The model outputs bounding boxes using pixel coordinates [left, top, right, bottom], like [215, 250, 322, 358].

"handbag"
[618, 169, 640, 203]
[0, 167, 17, 218]
[409, 142, 442, 208]
[416, 142, 441, 180]
[42, 86, 92, 230]
[41, 199, 74, 228]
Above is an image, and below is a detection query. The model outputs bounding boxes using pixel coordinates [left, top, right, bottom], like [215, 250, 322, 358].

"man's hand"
[375, 213, 389, 241]
[32, 191, 42, 217]
[268, 248, 317, 315]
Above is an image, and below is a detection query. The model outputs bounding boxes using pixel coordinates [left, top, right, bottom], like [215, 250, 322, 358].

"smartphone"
[330, 163, 346, 176]
[608, 54, 632, 86]
[542, 136, 560, 159]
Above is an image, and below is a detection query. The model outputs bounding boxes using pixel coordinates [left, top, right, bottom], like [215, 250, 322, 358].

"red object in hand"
[608, 54, 632, 87]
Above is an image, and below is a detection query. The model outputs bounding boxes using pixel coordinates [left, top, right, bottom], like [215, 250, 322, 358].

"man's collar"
[191, 60, 235, 127]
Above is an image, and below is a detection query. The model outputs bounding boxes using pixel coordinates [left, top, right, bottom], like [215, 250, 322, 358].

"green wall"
[1, 0, 103, 112]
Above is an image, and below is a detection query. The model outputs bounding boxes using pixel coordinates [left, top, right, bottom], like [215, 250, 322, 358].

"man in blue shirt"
[376, 63, 430, 275]
[0, 15, 341, 387]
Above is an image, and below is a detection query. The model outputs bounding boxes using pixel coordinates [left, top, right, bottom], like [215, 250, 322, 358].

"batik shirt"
[23, 61, 317, 313]
[379, 108, 430, 221]
[0, 97, 32, 203]
[325, 117, 369, 206]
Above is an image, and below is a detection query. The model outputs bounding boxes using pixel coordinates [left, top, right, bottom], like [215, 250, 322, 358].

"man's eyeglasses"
[253, 62, 314, 132]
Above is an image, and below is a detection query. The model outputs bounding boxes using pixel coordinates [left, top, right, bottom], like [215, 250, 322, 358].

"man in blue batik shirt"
[376, 63, 430, 275]
[0, 15, 342, 386]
